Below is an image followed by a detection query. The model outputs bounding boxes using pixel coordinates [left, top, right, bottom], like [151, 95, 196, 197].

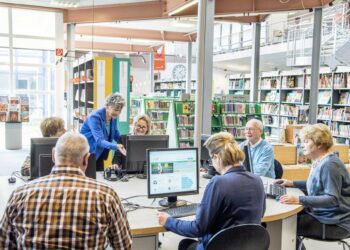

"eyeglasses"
[244, 127, 256, 131]
[136, 125, 147, 130]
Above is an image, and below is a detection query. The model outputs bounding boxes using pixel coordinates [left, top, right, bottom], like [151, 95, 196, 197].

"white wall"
[213, 68, 229, 95]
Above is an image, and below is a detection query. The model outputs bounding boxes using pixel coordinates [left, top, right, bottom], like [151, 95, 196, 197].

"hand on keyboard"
[265, 184, 287, 199]
[279, 194, 300, 205]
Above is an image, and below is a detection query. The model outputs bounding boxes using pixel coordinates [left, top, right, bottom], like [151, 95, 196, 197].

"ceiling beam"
[171, 0, 333, 17]
[215, 15, 269, 24]
[63, 1, 166, 24]
[75, 25, 196, 42]
[75, 41, 159, 53]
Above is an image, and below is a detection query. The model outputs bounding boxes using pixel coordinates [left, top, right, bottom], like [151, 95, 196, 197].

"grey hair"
[247, 118, 263, 131]
[105, 92, 125, 110]
[54, 132, 89, 166]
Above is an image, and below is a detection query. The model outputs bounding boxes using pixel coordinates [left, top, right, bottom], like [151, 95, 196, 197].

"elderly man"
[240, 119, 275, 178]
[0, 132, 132, 249]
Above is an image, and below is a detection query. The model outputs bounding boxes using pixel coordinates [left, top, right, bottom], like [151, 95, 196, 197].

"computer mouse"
[8, 177, 16, 183]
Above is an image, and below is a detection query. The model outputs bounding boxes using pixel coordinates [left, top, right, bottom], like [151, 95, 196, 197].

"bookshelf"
[72, 57, 94, 131]
[129, 96, 143, 133]
[144, 97, 173, 135]
[154, 80, 196, 97]
[228, 74, 250, 99]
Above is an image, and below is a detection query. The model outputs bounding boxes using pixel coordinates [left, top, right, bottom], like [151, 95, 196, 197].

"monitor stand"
[159, 196, 178, 207]
[136, 162, 147, 179]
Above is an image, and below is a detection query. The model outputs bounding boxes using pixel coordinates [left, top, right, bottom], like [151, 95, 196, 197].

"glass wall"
[0, 7, 57, 147]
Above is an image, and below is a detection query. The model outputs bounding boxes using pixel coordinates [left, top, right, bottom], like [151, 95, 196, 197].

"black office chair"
[205, 224, 270, 250]
[274, 159, 283, 179]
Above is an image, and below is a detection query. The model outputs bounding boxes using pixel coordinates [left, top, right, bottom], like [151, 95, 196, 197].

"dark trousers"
[296, 210, 350, 250]
[178, 239, 198, 250]
[96, 157, 105, 171]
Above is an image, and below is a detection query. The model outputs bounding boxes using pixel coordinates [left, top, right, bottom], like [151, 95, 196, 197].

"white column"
[186, 42, 192, 94]
[66, 24, 75, 129]
[55, 12, 64, 118]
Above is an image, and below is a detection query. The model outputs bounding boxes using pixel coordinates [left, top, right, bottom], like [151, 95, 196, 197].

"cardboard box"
[272, 143, 297, 165]
[285, 124, 305, 144]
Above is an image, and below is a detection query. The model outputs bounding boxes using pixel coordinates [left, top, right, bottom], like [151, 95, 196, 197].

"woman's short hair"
[105, 92, 125, 110]
[134, 114, 152, 135]
[40, 117, 65, 137]
[204, 132, 245, 166]
[300, 123, 333, 151]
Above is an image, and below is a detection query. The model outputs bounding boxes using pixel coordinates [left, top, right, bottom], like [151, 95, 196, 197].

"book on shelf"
[280, 104, 298, 116]
[261, 104, 279, 114]
[338, 92, 350, 105]
[8, 111, 20, 122]
[319, 75, 332, 88]
[0, 112, 6, 122]
[333, 108, 350, 121]
[264, 91, 278, 102]
[80, 89, 86, 102]
[0, 95, 9, 112]
[334, 73, 346, 88]
[317, 106, 332, 120]
[298, 106, 309, 124]
[318, 91, 332, 104]
[282, 76, 296, 88]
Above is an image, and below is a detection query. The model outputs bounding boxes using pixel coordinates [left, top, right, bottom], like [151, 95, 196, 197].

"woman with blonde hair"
[276, 123, 350, 249]
[157, 132, 266, 250]
[133, 114, 151, 135]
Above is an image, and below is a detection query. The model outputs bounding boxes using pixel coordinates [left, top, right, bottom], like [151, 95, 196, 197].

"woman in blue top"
[157, 132, 266, 250]
[80, 92, 126, 171]
[276, 124, 350, 249]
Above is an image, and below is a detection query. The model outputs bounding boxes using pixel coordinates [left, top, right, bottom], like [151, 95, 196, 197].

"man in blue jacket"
[81, 92, 126, 171]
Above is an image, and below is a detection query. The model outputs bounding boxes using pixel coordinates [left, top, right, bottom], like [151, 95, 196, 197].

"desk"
[0, 174, 303, 250]
[283, 164, 350, 180]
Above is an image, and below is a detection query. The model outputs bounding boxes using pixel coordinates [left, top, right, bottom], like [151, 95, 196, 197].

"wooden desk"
[283, 164, 350, 180]
[0, 174, 303, 250]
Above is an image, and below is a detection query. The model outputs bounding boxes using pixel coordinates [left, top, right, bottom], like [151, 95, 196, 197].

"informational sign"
[56, 48, 63, 57]
[154, 46, 165, 70]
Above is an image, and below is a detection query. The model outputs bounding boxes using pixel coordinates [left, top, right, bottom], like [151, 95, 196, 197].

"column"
[66, 23, 75, 129]
[250, 23, 261, 102]
[186, 42, 192, 94]
[149, 52, 154, 93]
[55, 12, 64, 118]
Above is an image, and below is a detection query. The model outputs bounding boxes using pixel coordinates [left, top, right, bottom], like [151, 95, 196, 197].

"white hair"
[105, 92, 125, 109]
[247, 118, 263, 131]
[54, 132, 89, 166]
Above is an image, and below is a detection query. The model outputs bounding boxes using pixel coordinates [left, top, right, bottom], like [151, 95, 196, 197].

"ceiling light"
[168, 0, 198, 16]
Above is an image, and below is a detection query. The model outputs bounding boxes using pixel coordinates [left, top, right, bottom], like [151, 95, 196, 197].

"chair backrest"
[205, 224, 270, 250]
[274, 159, 283, 179]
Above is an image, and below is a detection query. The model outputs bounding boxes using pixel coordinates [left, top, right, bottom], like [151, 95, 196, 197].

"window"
[0, 7, 8, 34]
[0, 65, 10, 91]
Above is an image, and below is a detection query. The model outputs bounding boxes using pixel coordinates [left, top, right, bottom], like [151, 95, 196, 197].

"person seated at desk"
[0, 132, 132, 249]
[81, 92, 127, 171]
[21, 116, 66, 176]
[112, 114, 151, 167]
[276, 124, 350, 250]
[240, 118, 275, 178]
[157, 132, 266, 250]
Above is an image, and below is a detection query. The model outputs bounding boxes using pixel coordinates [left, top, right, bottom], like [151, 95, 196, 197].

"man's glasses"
[244, 127, 256, 131]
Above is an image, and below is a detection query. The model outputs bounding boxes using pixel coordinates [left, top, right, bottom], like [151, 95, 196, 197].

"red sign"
[154, 46, 165, 71]
[56, 48, 63, 56]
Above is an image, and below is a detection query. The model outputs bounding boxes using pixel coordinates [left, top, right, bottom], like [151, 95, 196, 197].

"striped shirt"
[0, 166, 132, 250]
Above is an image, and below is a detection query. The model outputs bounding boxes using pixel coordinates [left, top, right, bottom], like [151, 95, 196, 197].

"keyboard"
[265, 184, 286, 199]
[160, 203, 199, 218]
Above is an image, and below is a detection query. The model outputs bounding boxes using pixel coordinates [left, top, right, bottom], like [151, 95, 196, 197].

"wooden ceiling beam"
[75, 41, 159, 53]
[75, 25, 196, 42]
[63, 1, 166, 24]
[215, 15, 269, 24]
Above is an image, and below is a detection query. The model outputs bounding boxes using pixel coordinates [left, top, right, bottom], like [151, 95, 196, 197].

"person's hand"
[157, 212, 170, 226]
[117, 144, 127, 156]
[274, 179, 294, 187]
[279, 194, 300, 204]
[110, 164, 120, 169]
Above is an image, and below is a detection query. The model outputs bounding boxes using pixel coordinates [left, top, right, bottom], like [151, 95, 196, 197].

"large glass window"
[0, 48, 9, 63]
[12, 9, 55, 37]
[0, 7, 8, 34]
[0, 65, 10, 91]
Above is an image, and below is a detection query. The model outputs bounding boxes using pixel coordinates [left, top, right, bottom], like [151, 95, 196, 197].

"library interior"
[1, 0, 350, 250]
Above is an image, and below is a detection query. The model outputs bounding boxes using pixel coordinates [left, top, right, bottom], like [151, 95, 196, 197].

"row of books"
[261, 104, 279, 114]
[284, 91, 303, 103]
[281, 76, 302, 88]
[280, 116, 298, 126]
[318, 91, 332, 104]
[333, 108, 350, 121]
[178, 129, 194, 139]
[263, 90, 279, 102]
[317, 107, 332, 120]
[229, 79, 250, 90]
[72, 69, 94, 83]
[332, 124, 350, 137]
[155, 82, 184, 90]
[319, 74, 332, 88]
[221, 115, 244, 126]
[280, 104, 298, 116]
[146, 100, 171, 109]
[262, 115, 279, 127]
[147, 111, 168, 120]
[0, 95, 29, 122]
[177, 115, 195, 126]
[220, 103, 246, 113]
[260, 78, 279, 89]
[151, 122, 167, 131]
[222, 127, 245, 138]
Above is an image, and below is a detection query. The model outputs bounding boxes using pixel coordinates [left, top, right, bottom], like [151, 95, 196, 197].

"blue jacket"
[80, 107, 121, 161]
[164, 166, 266, 250]
[294, 153, 350, 232]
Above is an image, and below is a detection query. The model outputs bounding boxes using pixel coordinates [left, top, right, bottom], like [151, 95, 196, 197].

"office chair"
[205, 224, 270, 250]
[274, 159, 283, 179]
[298, 235, 350, 250]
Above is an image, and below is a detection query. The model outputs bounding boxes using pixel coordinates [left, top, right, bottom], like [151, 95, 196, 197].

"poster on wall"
[0, 95, 29, 122]
[154, 46, 165, 71]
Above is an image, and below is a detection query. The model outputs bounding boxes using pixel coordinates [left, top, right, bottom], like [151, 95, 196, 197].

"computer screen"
[30, 137, 58, 179]
[125, 135, 169, 173]
[38, 153, 96, 179]
[147, 148, 199, 207]
[200, 134, 211, 163]
[200, 134, 218, 178]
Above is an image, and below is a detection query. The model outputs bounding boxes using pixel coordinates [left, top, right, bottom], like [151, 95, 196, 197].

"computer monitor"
[30, 137, 58, 179]
[125, 135, 169, 173]
[38, 153, 96, 179]
[147, 148, 199, 207]
[201, 134, 218, 179]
